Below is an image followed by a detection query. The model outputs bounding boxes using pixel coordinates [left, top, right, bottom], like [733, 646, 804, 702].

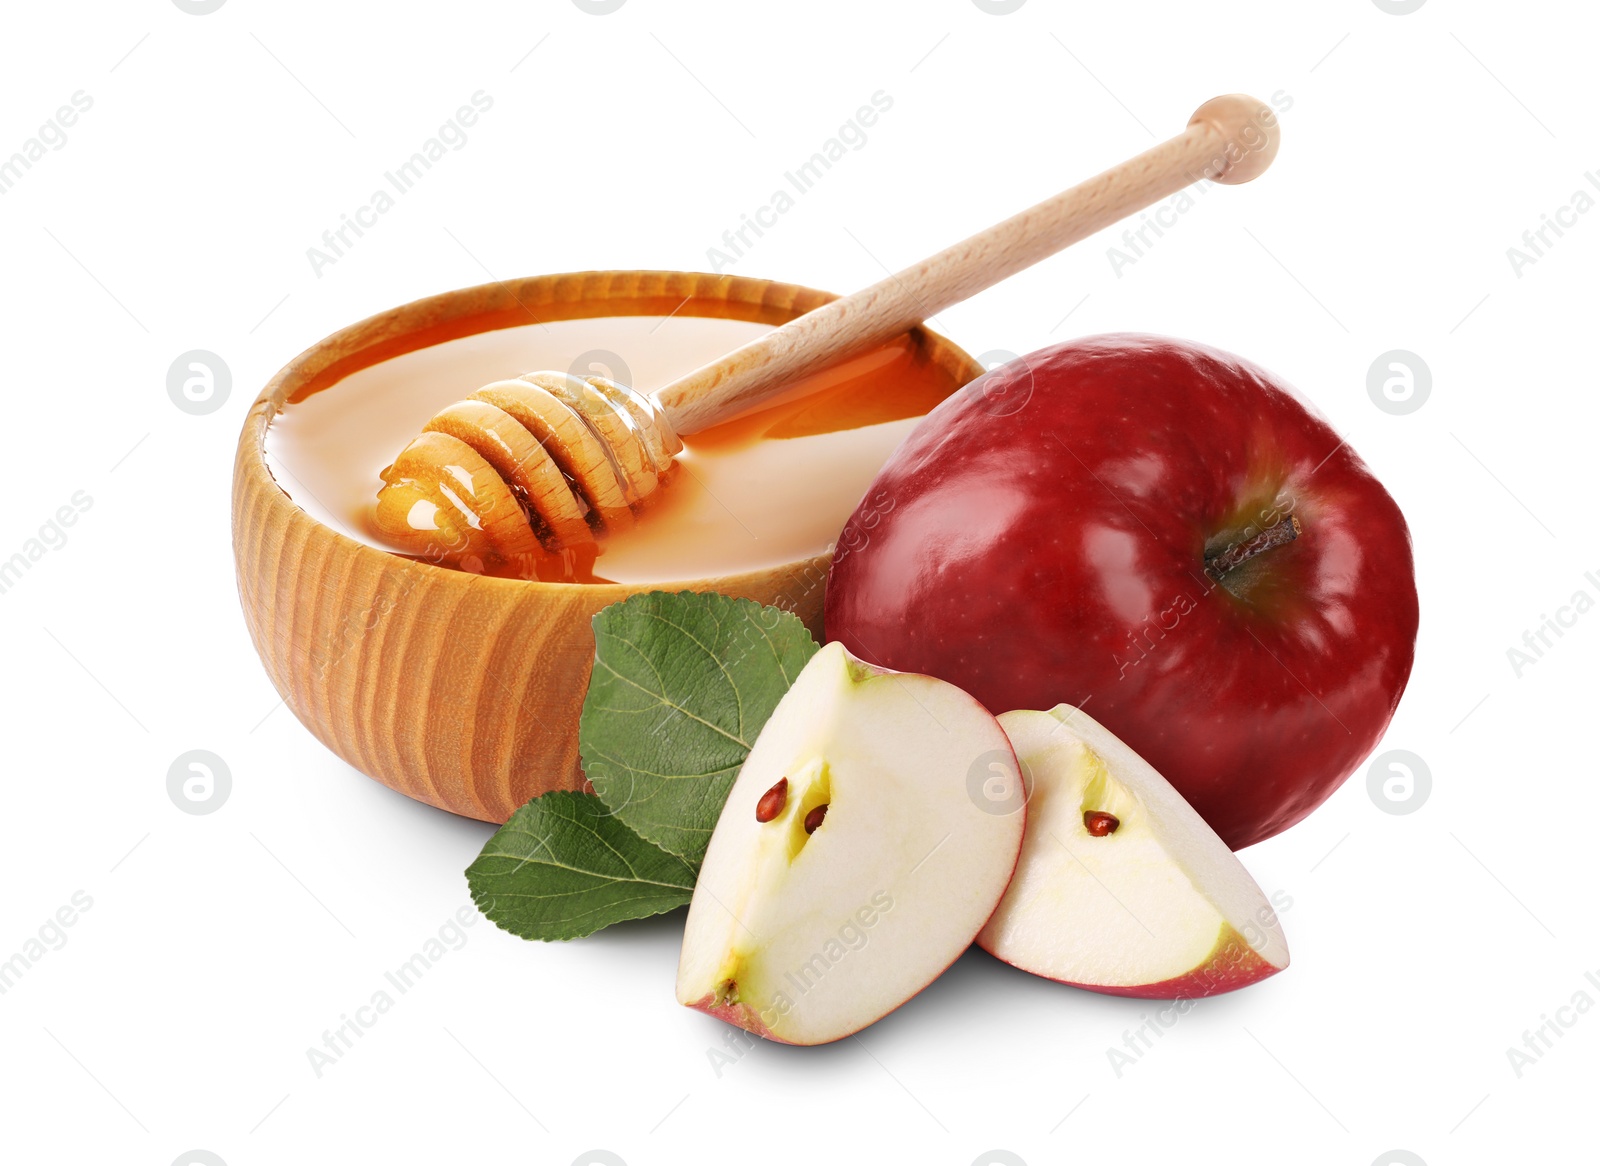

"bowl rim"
[234, 268, 982, 597]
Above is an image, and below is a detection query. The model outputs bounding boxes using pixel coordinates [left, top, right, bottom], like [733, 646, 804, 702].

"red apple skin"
[682, 995, 794, 1045]
[685, 924, 1016, 1045]
[979, 924, 1285, 999]
[826, 334, 1419, 850]
[684, 939, 999, 1046]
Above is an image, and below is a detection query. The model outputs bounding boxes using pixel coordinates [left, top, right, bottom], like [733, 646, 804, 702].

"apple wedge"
[676, 641, 1025, 1045]
[977, 705, 1288, 997]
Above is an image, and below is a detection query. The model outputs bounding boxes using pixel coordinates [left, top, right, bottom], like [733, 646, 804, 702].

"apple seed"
[803, 803, 829, 834]
[755, 778, 788, 823]
[1083, 810, 1120, 836]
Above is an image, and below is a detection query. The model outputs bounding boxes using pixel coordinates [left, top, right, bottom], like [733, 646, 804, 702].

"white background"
[1, 2, 1593, 1164]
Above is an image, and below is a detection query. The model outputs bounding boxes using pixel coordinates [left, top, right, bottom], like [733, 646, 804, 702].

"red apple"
[825, 334, 1418, 850]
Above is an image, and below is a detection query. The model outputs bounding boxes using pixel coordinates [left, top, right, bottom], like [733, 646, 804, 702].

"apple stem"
[1204, 514, 1302, 582]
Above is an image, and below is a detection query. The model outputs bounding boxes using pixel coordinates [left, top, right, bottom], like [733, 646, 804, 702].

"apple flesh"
[676, 641, 1025, 1045]
[978, 705, 1288, 996]
[825, 334, 1419, 850]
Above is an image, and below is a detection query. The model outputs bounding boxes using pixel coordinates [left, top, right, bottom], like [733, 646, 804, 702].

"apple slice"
[978, 705, 1288, 997]
[676, 641, 1025, 1045]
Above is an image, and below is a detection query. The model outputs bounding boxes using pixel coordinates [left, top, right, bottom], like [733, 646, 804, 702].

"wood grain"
[232, 270, 981, 822]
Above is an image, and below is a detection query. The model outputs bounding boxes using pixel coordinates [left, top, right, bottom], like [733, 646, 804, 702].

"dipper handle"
[653, 94, 1281, 435]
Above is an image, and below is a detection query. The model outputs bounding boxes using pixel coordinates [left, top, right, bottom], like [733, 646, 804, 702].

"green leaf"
[466, 592, 817, 943]
[580, 590, 819, 863]
[467, 791, 698, 942]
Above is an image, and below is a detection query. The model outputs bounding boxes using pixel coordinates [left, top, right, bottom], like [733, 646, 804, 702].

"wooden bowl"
[232, 270, 982, 822]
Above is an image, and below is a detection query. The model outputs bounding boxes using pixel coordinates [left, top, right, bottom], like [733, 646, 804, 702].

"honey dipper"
[376, 94, 1280, 575]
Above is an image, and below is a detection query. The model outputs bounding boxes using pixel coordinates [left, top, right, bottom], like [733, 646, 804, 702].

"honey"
[265, 313, 961, 584]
